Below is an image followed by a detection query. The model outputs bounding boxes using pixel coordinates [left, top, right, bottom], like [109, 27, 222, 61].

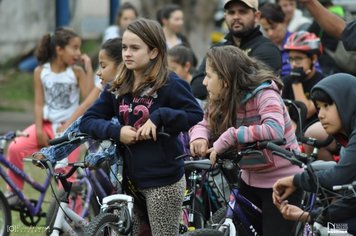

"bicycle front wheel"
[46, 186, 100, 235]
[85, 213, 120, 236]
[0, 191, 11, 236]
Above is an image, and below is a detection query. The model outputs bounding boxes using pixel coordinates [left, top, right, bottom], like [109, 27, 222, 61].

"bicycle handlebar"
[333, 181, 356, 191]
[299, 135, 334, 149]
[31, 158, 86, 180]
[49, 132, 90, 146]
[252, 139, 286, 149]
[0, 130, 29, 141]
[265, 142, 305, 168]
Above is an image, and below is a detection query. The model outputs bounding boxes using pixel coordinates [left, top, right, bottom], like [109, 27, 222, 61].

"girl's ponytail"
[35, 33, 52, 65]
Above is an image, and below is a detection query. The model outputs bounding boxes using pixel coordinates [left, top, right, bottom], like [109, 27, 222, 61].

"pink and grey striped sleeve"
[213, 89, 286, 153]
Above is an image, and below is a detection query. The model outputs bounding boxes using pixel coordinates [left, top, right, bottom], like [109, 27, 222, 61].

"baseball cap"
[224, 0, 259, 10]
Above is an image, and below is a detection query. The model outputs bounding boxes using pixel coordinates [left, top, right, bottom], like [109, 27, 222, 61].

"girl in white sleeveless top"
[5, 28, 93, 203]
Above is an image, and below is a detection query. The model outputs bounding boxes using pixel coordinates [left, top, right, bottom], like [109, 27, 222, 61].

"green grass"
[0, 70, 34, 112]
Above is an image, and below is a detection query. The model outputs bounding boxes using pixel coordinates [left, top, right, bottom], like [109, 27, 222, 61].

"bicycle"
[178, 139, 289, 236]
[40, 132, 118, 235]
[260, 141, 356, 236]
[173, 152, 229, 234]
[84, 132, 225, 236]
[0, 130, 53, 236]
[263, 141, 331, 236]
[184, 137, 336, 236]
[33, 157, 96, 236]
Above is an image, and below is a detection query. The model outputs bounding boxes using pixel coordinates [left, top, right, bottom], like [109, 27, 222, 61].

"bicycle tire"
[0, 191, 11, 236]
[45, 187, 100, 235]
[184, 228, 224, 236]
[85, 213, 120, 236]
[211, 206, 227, 225]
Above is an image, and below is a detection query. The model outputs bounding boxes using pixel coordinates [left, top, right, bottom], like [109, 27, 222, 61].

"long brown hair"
[110, 18, 168, 97]
[206, 45, 283, 140]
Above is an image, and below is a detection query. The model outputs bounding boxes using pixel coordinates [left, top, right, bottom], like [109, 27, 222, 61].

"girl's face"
[168, 56, 189, 81]
[96, 49, 119, 85]
[259, 18, 286, 46]
[278, 0, 296, 23]
[58, 36, 82, 65]
[315, 101, 343, 135]
[122, 30, 158, 73]
[288, 51, 313, 75]
[164, 10, 184, 33]
[203, 59, 224, 101]
[118, 9, 137, 30]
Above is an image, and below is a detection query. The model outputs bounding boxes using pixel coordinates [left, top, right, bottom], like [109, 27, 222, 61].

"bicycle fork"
[101, 194, 135, 234]
[51, 202, 89, 236]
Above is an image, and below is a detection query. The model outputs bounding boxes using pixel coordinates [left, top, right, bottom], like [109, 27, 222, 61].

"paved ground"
[0, 111, 34, 134]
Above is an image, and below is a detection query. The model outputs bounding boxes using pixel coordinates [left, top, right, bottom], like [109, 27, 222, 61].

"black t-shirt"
[342, 20, 356, 51]
[282, 71, 324, 127]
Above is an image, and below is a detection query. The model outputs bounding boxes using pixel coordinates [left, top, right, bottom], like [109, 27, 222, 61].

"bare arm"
[74, 54, 94, 98]
[299, 0, 346, 39]
[33, 66, 49, 147]
[59, 87, 101, 131]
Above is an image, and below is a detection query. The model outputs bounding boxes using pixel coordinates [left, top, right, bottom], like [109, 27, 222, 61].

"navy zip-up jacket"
[79, 73, 203, 188]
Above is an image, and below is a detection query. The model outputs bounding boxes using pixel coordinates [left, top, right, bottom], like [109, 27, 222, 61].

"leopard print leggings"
[132, 176, 186, 236]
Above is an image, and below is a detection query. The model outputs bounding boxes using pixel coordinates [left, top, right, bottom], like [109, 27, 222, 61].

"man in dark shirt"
[299, 0, 356, 51]
[191, 0, 282, 100]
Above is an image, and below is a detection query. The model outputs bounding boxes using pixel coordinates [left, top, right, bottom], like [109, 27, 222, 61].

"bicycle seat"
[311, 160, 337, 171]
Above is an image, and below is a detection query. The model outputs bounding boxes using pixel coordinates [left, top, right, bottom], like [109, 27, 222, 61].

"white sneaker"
[55, 158, 68, 169]
[219, 218, 236, 236]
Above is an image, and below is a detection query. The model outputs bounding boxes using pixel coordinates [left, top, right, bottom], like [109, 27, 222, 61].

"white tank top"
[41, 63, 80, 123]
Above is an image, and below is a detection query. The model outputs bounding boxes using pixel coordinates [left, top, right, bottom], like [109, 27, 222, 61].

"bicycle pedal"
[10, 204, 22, 211]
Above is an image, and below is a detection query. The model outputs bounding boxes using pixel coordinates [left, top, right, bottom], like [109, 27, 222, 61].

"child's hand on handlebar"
[272, 176, 296, 205]
[207, 148, 218, 166]
[190, 138, 209, 157]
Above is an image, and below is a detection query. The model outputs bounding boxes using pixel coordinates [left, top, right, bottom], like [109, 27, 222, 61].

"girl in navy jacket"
[79, 18, 203, 235]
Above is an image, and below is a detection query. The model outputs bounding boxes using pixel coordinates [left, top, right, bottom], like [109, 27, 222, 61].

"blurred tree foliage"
[140, 0, 220, 63]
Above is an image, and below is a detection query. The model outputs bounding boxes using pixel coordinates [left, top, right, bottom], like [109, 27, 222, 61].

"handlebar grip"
[314, 135, 334, 148]
[157, 132, 170, 138]
[300, 135, 334, 148]
[265, 142, 293, 157]
[48, 132, 88, 145]
[257, 139, 286, 149]
[333, 181, 356, 191]
[49, 134, 71, 146]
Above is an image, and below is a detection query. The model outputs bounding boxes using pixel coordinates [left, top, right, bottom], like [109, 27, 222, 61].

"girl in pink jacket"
[189, 45, 303, 236]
